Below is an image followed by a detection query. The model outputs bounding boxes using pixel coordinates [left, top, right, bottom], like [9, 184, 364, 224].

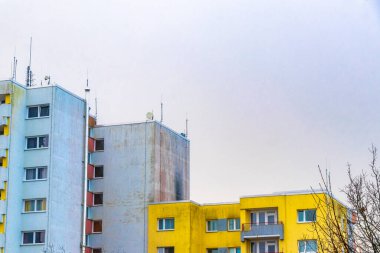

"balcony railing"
[242, 221, 283, 231]
[241, 222, 284, 241]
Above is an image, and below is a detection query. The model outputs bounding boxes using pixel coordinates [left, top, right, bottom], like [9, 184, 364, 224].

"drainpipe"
[81, 99, 89, 253]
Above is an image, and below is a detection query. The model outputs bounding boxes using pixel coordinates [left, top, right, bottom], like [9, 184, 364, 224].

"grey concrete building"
[86, 122, 190, 253]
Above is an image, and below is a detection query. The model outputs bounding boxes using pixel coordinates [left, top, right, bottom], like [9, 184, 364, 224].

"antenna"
[185, 115, 188, 137]
[160, 96, 163, 123]
[26, 37, 33, 87]
[12, 57, 18, 81]
[84, 70, 90, 101]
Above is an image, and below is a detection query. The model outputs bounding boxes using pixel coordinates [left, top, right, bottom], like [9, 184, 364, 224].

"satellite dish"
[146, 112, 154, 120]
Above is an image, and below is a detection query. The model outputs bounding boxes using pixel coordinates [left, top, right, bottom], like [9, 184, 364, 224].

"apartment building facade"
[0, 80, 86, 253]
[0, 80, 190, 253]
[148, 191, 351, 253]
[85, 122, 190, 252]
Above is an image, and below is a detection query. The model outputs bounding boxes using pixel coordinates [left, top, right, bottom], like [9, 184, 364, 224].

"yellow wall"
[148, 202, 240, 253]
[202, 204, 241, 250]
[148, 193, 345, 253]
[240, 193, 325, 253]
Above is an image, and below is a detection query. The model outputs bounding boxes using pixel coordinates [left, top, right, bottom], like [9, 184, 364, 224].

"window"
[22, 231, 45, 244]
[93, 193, 103, 206]
[298, 240, 317, 253]
[229, 248, 241, 253]
[27, 105, 50, 118]
[95, 139, 104, 151]
[158, 247, 174, 253]
[24, 199, 46, 212]
[207, 220, 218, 232]
[26, 135, 49, 149]
[92, 249, 102, 253]
[298, 209, 317, 222]
[93, 220, 102, 233]
[94, 165, 104, 178]
[228, 218, 240, 231]
[25, 167, 47, 181]
[251, 210, 278, 225]
[158, 218, 175, 231]
[207, 249, 218, 253]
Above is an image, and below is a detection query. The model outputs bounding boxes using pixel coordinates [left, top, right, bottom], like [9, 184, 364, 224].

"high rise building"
[0, 80, 190, 253]
[85, 122, 190, 252]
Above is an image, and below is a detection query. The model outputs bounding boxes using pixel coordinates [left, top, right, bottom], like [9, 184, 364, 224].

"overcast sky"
[1, 0, 380, 203]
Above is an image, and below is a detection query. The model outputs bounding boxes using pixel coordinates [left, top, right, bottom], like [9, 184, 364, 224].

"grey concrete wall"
[90, 121, 190, 253]
[48, 87, 85, 252]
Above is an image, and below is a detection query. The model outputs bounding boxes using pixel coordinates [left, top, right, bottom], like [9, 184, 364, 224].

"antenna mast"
[160, 98, 163, 123]
[12, 57, 18, 81]
[26, 37, 33, 87]
[185, 116, 188, 137]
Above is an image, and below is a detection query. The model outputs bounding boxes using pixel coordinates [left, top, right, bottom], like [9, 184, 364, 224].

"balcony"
[241, 222, 284, 241]
[88, 137, 95, 153]
[0, 200, 5, 223]
[0, 169, 7, 190]
[0, 104, 10, 117]
[0, 135, 9, 149]
[0, 117, 7, 126]
[0, 233, 4, 247]
[86, 233, 103, 248]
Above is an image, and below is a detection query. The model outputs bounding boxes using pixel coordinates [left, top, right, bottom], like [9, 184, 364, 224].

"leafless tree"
[311, 145, 380, 253]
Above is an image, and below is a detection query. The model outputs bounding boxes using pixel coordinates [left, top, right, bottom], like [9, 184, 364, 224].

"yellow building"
[148, 190, 348, 253]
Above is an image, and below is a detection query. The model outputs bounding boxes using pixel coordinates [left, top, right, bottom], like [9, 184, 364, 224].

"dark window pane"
[37, 167, 47, 179]
[158, 219, 164, 230]
[94, 166, 104, 178]
[93, 249, 102, 253]
[27, 137, 37, 149]
[306, 210, 316, 222]
[40, 105, 50, 117]
[28, 107, 38, 118]
[298, 211, 304, 222]
[94, 193, 103, 205]
[95, 139, 104, 151]
[167, 248, 174, 253]
[26, 168, 36, 180]
[35, 231, 45, 243]
[23, 232, 34, 244]
[165, 218, 174, 230]
[39, 136, 49, 148]
[93, 220, 102, 233]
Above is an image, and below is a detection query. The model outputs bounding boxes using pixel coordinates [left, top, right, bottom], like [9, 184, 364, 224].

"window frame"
[94, 165, 104, 179]
[92, 220, 103, 234]
[158, 218, 175, 231]
[298, 209, 317, 223]
[25, 135, 49, 150]
[227, 218, 240, 231]
[228, 248, 241, 253]
[23, 198, 47, 213]
[298, 240, 317, 253]
[206, 220, 218, 232]
[93, 192, 103, 206]
[27, 104, 50, 119]
[21, 230, 46, 245]
[24, 167, 48, 181]
[95, 139, 104, 151]
[157, 247, 174, 253]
